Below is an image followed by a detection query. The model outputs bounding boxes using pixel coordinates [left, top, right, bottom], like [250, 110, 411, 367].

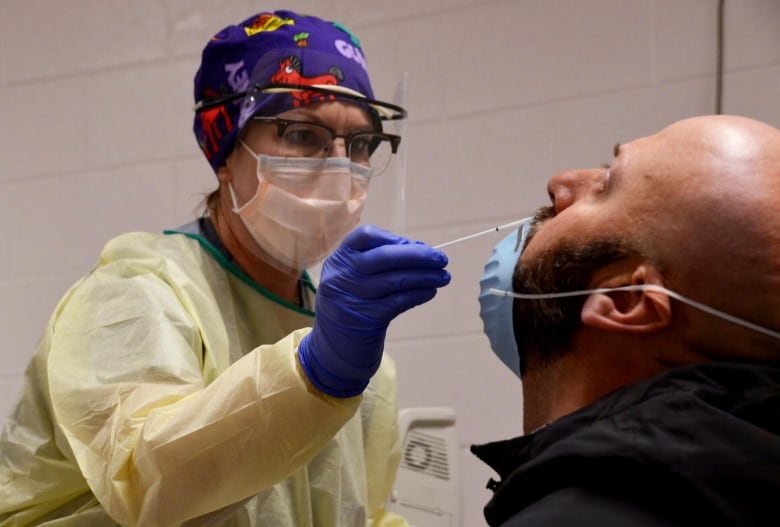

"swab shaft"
[434, 217, 532, 249]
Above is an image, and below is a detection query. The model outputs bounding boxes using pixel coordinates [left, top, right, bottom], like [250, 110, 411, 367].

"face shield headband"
[193, 83, 407, 123]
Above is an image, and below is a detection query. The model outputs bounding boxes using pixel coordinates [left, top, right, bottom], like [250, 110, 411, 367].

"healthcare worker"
[0, 10, 450, 527]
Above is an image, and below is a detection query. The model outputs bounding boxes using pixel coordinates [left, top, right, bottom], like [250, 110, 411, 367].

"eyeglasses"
[250, 116, 401, 176]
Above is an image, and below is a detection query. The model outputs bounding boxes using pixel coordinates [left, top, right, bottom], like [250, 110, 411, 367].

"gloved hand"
[298, 224, 451, 397]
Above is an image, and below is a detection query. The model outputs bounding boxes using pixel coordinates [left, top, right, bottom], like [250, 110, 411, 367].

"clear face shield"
[361, 73, 409, 232]
[306, 74, 410, 283]
[227, 82, 404, 281]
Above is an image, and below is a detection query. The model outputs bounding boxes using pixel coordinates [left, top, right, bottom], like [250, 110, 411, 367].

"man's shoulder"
[499, 487, 678, 527]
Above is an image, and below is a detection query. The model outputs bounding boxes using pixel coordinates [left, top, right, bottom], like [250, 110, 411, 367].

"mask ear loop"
[228, 141, 265, 214]
[515, 219, 533, 252]
[489, 284, 780, 341]
[227, 182, 245, 214]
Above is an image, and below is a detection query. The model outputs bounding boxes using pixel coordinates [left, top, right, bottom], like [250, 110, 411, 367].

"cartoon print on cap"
[270, 55, 344, 107]
[244, 13, 295, 37]
[198, 93, 233, 161]
[193, 10, 382, 173]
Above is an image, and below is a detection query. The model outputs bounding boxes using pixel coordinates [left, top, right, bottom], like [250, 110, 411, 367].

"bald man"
[473, 115, 780, 527]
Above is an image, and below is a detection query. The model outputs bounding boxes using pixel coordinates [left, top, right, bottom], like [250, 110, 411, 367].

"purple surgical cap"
[193, 10, 388, 173]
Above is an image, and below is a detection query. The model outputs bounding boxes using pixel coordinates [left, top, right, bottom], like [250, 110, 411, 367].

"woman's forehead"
[277, 101, 373, 124]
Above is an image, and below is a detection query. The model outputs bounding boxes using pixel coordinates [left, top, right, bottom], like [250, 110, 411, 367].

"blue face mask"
[479, 217, 780, 379]
[477, 220, 532, 378]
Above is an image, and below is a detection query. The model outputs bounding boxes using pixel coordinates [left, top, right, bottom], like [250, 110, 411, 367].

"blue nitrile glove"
[298, 224, 451, 397]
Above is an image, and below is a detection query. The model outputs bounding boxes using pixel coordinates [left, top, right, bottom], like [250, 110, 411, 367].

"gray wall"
[1, 1, 778, 525]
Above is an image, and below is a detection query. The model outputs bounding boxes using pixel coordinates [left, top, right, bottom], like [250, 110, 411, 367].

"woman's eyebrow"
[613, 142, 622, 158]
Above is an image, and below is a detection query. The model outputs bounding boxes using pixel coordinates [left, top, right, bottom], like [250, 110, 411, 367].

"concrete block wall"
[0, 1, 778, 525]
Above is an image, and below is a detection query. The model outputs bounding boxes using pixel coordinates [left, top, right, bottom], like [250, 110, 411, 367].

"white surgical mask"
[230, 143, 371, 271]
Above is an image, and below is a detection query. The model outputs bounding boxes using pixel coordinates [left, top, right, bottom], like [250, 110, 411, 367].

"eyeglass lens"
[258, 118, 396, 175]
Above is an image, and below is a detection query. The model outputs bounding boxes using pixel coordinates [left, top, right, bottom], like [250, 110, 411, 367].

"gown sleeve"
[47, 249, 361, 527]
[361, 357, 410, 527]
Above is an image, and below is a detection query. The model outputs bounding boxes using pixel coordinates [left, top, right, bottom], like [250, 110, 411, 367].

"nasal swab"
[434, 217, 533, 249]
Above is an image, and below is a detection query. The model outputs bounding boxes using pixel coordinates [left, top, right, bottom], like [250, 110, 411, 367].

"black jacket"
[471, 362, 780, 526]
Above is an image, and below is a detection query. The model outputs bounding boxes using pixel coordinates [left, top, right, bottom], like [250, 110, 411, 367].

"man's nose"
[547, 168, 606, 213]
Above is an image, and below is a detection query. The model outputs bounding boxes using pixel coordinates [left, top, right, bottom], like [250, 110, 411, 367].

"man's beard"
[512, 236, 642, 375]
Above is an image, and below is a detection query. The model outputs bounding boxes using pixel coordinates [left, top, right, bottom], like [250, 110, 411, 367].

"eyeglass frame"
[244, 116, 401, 166]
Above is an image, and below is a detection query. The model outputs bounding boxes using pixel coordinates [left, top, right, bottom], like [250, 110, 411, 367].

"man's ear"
[581, 265, 672, 334]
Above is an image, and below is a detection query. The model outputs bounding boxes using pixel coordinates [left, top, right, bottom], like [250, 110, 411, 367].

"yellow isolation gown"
[0, 228, 407, 527]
